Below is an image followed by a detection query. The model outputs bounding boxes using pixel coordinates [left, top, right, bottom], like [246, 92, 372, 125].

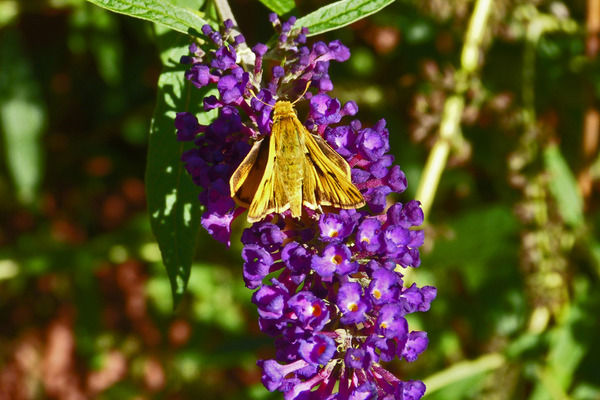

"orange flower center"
[312, 304, 322, 317]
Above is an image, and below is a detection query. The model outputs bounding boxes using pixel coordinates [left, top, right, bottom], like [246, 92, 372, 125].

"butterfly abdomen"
[272, 102, 306, 218]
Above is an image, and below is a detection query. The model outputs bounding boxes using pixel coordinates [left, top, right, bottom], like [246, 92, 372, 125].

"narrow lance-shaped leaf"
[86, 0, 211, 35]
[545, 300, 589, 393]
[544, 144, 584, 228]
[146, 26, 217, 307]
[0, 29, 47, 205]
[295, 0, 396, 36]
[258, 0, 296, 15]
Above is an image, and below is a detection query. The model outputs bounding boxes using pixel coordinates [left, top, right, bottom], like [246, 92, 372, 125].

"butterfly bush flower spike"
[176, 14, 436, 399]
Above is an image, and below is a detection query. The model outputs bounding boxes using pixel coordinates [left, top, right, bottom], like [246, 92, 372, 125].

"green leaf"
[529, 279, 595, 400]
[85, 0, 210, 35]
[295, 0, 395, 36]
[70, 4, 124, 85]
[146, 26, 216, 307]
[0, 29, 47, 205]
[546, 313, 586, 390]
[544, 144, 584, 228]
[423, 353, 505, 397]
[258, 0, 296, 15]
[186, 263, 249, 332]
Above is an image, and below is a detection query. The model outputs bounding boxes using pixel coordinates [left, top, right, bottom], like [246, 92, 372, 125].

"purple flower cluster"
[247, 204, 435, 399]
[176, 15, 436, 399]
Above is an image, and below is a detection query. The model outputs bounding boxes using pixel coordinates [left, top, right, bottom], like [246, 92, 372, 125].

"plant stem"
[578, 0, 600, 204]
[415, 0, 493, 221]
[212, 0, 255, 69]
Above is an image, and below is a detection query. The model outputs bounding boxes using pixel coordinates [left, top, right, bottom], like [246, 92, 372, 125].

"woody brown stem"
[579, 0, 600, 204]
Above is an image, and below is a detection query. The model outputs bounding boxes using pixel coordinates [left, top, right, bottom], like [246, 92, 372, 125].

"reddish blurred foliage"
[51, 218, 87, 244]
[143, 356, 165, 391]
[363, 25, 401, 54]
[86, 350, 127, 395]
[235, 365, 261, 387]
[42, 308, 87, 400]
[435, 30, 456, 55]
[101, 195, 129, 229]
[168, 319, 192, 347]
[0, 333, 42, 400]
[37, 273, 60, 294]
[11, 211, 36, 232]
[0, 259, 178, 399]
[98, 179, 146, 229]
[85, 156, 114, 178]
[41, 193, 58, 216]
[121, 178, 146, 207]
[50, 72, 71, 95]
[98, 260, 163, 347]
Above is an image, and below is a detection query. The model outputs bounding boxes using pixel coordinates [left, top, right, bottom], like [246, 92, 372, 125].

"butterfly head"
[273, 101, 296, 119]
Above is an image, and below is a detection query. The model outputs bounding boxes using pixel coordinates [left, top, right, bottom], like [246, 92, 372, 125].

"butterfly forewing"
[302, 127, 365, 209]
[246, 127, 281, 222]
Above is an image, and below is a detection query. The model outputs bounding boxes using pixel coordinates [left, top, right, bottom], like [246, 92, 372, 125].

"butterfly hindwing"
[230, 138, 270, 208]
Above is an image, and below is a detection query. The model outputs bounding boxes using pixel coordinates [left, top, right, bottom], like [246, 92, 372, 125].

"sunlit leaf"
[544, 144, 584, 228]
[295, 0, 395, 36]
[146, 26, 216, 307]
[529, 278, 595, 399]
[258, 0, 296, 15]
[86, 0, 210, 35]
[0, 29, 46, 205]
[423, 353, 505, 397]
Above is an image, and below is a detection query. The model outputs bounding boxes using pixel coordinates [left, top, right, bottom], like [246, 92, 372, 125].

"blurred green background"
[1, 1, 599, 399]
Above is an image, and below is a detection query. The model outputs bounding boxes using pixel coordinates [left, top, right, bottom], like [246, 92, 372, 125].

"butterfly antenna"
[292, 80, 311, 105]
[249, 89, 273, 108]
